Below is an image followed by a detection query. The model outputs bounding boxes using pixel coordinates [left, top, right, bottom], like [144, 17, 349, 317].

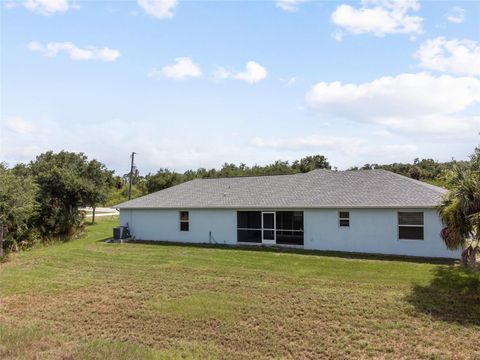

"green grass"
[1, 217, 479, 359]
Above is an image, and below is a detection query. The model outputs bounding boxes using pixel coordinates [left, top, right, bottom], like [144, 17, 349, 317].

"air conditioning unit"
[113, 226, 128, 240]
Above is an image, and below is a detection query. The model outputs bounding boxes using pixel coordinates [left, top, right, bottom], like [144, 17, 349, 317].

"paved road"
[80, 207, 119, 217]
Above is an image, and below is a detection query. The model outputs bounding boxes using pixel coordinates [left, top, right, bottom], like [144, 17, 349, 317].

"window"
[276, 211, 304, 245]
[237, 211, 262, 243]
[180, 211, 189, 231]
[398, 212, 424, 240]
[339, 211, 350, 227]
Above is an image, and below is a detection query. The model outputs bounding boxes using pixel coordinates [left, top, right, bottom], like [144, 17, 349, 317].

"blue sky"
[1, 0, 479, 175]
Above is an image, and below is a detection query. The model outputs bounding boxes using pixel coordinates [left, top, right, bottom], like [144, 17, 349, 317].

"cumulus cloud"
[137, 0, 178, 19]
[149, 57, 202, 80]
[416, 37, 480, 77]
[214, 61, 267, 84]
[275, 0, 305, 12]
[4, 117, 35, 134]
[23, 0, 69, 15]
[306, 72, 480, 136]
[28, 41, 120, 62]
[446, 6, 465, 24]
[331, 0, 423, 36]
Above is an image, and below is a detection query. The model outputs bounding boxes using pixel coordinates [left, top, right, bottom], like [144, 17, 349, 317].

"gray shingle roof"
[116, 169, 447, 209]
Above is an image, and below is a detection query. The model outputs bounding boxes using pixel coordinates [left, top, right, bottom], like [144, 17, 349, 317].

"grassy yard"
[1, 217, 479, 359]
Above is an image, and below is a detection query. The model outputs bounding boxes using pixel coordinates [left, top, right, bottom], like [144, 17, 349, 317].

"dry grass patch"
[148, 291, 247, 322]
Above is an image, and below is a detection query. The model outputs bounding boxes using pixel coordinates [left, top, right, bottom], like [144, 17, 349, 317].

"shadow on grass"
[406, 266, 480, 326]
[102, 238, 457, 265]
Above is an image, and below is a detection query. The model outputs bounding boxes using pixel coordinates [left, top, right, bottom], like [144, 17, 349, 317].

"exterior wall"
[304, 208, 458, 258]
[119, 209, 237, 245]
[120, 207, 459, 258]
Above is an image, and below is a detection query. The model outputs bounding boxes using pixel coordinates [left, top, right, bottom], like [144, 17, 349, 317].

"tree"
[438, 153, 480, 267]
[408, 166, 422, 180]
[0, 169, 38, 257]
[83, 160, 113, 223]
[29, 151, 111, 237]
[145, 169, 183, 193]
[293, 155, 331, 172]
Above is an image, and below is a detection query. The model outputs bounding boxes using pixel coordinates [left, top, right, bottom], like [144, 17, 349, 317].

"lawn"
[1, 217, 479, 359]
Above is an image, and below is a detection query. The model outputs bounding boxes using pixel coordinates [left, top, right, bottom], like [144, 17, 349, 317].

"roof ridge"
[380, 170, 447, 194]
[192, 172, 304, 181]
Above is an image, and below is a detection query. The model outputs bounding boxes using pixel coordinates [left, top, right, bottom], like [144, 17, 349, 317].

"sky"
[1, 0, 479, 175]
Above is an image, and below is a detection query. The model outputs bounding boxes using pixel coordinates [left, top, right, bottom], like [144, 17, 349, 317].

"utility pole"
[128, 152, 136, 200]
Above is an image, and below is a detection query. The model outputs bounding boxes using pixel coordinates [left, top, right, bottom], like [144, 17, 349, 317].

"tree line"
[1, 149, 478, 263]
[118, 155, 332, 202]
[118, 154, 466, 201]
[0, 152, 113, 257]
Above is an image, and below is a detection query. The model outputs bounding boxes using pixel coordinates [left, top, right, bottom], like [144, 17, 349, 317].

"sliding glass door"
[261, 212, 276, 245]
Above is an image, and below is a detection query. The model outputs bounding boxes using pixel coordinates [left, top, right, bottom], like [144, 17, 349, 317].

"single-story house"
[117, 169, 458, 258]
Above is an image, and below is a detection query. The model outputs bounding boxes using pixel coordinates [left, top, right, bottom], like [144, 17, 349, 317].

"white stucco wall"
[120, 209, 237, 245]
[119, 208, 459, 258]
[303, 208, 457, 258]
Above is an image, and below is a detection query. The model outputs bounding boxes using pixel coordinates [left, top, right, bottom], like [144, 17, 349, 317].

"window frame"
[338, 211, 350, 228]
[179, 211, 189, 232]
[275, 211, 304, 246]
[237, 211, 262, 243]
[397, 211, 424, 240]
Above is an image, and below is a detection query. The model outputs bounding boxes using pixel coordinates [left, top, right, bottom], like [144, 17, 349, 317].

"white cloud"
[149, 57, 202, 80]
[3, 2, 16, 9]
[280, 77, 297, 86]
[331, 0, 423, 36]
[0, 115, 473, 173]
[306, 72, 480, 136]
[137, 0, 177, 19]
[415, 37, 480, 77]
[250, 135, 418, 160]
[251, 135, 368, 151]
[446, 6, 465, 24]
[4, 117, 35, 134]
[331, 30, 344, 41]
[0, 117, 255, 173]
[233, 62, 268, 83]
[214, 61, 267, 84]
[212, 66, 231, 81]
[24, 0, 69, 15]
[275, 0, 305, 12]
[286, 77, 297, 86]
[28, 41, 121, 62]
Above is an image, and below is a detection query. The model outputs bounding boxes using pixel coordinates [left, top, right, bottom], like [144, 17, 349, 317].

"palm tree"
[438, 163, 480, 267]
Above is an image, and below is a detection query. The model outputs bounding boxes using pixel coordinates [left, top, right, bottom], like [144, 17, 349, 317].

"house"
[117, 169, 458, 258]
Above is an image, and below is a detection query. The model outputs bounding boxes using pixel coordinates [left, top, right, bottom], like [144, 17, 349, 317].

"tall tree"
[0, 169, 38, 257]
[83, 160, 114, 223]
[29, 151, 111, 237]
